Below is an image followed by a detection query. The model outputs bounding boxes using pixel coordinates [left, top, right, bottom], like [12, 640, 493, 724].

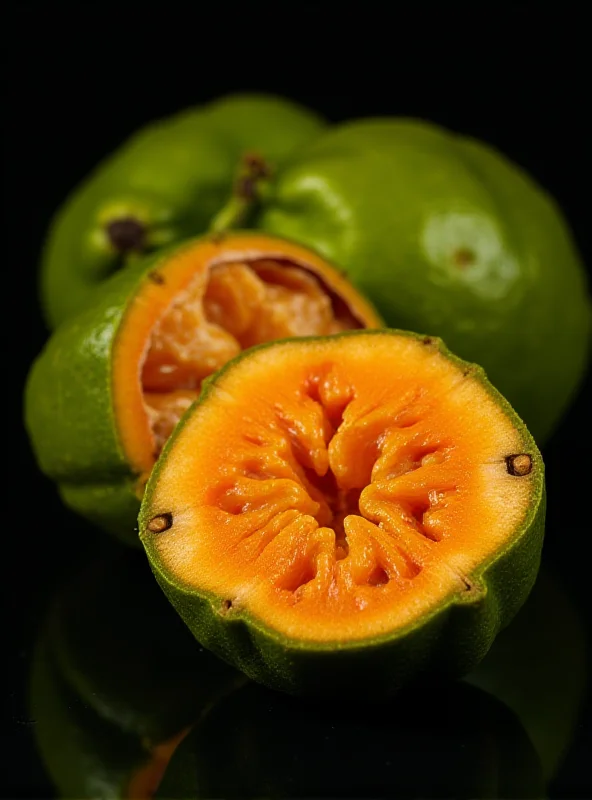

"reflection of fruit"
[467, 569, 587, 782]
[41, 93, 325, 328]
[26, 232, 380, 542]
[48, 549, 240, 741]
[140, 330, 545, 695]
[259, 119, 591, 443]
[156, 680, 544, 799]
[30, 637, 183, 800]
[28, 549, 242, 799]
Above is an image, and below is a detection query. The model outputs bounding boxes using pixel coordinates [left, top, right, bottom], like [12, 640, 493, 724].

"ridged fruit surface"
[140, 330, 545, 695]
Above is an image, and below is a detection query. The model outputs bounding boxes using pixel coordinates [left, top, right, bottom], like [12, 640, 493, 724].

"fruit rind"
[26, 233, 381, 543]
[140, 329, 545, 696]
[258, 118, 591, 443]
[41, 93, 326, 329]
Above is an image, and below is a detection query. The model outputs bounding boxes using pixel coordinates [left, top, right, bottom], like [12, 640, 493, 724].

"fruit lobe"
[41, 93, 326, 328]
[258, 118, 591, 443]
[140, 330, 545, 695]
[26, 232, 380, 541]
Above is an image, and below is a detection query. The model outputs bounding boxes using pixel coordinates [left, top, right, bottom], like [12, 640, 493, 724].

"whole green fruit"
[41, 93, 325, 328]
[258, 118, 591, 442]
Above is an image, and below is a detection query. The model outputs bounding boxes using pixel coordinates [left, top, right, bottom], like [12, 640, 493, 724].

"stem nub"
[209, 152, 271, 234]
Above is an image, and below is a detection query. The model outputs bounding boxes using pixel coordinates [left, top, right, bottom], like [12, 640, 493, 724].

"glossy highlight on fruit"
[26, 232, 381, 541]
[140, 330, 545, 695]
[258, 118, 591, 442]
[41, 93, 325, 328]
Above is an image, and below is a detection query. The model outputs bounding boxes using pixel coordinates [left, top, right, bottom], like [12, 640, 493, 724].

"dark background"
[5, 3, 591, 798]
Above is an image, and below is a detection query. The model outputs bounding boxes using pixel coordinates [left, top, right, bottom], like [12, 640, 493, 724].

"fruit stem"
[209, 152, 271, 233]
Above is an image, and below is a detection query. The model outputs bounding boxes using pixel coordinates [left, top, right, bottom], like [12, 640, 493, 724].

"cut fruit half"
[25, 232, 381, 541]
[115, 234, 380, 477]
[140, 330, 545, 695]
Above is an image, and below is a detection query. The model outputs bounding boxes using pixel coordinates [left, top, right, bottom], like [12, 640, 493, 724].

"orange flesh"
[148, 334, 536, 643]
[143, 259, 358, 451]
[112, 235, 380, 477]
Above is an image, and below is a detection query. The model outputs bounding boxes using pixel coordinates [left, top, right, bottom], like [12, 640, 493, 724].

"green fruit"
[26, 232, 380, 542]
[258, 118, 591, 442]
[466, 568, 586, 783]
[41, 93, 325, 328]
[29, 547, 242, 799]
[140, 330, 545, 696]
[156, 680, 544, 799]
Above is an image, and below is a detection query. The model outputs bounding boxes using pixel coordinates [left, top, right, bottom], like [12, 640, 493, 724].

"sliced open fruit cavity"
[141, 331, 543, 644]
[112, 234, 382, 478]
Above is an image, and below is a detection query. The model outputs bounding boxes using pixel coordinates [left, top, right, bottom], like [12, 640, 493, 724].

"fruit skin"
[140, 329, 546, 697]
[156, 679, 544, 799]
[41, 93, 325, 328]
[258, 119, 591, 443]
[26, 247, 152, 542]
[466, 568, 586, 783]
[26, 232, 381, 543]
[28, 547, 243, 799]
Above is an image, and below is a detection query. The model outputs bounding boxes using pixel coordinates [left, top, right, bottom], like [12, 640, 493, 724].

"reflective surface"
[5, 499, 590, 798]
[8, 8, 591, 798]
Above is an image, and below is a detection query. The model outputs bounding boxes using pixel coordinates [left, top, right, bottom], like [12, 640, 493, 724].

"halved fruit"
[25, 232, 381, 542]
[140, 330, 545, 695]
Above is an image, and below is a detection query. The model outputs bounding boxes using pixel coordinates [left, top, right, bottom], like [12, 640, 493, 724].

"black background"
[5, 3, 592, 798]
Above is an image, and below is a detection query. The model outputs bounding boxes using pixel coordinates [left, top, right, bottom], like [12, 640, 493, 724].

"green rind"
[156, 680, 544, 799]
[258, 118, 591, 443]
[140, 329, 545, 696]
[466, 569, 587, 782]
[26, 232, 380, 543]
[41, 93, 325, 328]
[26, 242, 177, 542]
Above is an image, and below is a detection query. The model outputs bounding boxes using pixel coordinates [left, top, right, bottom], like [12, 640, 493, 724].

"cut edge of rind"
[138, 329, 544, 689]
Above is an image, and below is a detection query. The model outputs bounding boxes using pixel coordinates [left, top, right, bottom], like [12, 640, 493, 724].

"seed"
[147, 512, 173, 533]
[505, 454, 533, 476]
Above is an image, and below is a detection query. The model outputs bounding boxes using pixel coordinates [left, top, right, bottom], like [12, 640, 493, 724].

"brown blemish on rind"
[147, 270, 165, 285]
[106, 217, 147, 253]
[505, 454, 533, 476]
[219, 599, 233, 615]
[452, 247, 476, 268]
[422, 336, 438, 348]
[148, 512, 173, 533]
